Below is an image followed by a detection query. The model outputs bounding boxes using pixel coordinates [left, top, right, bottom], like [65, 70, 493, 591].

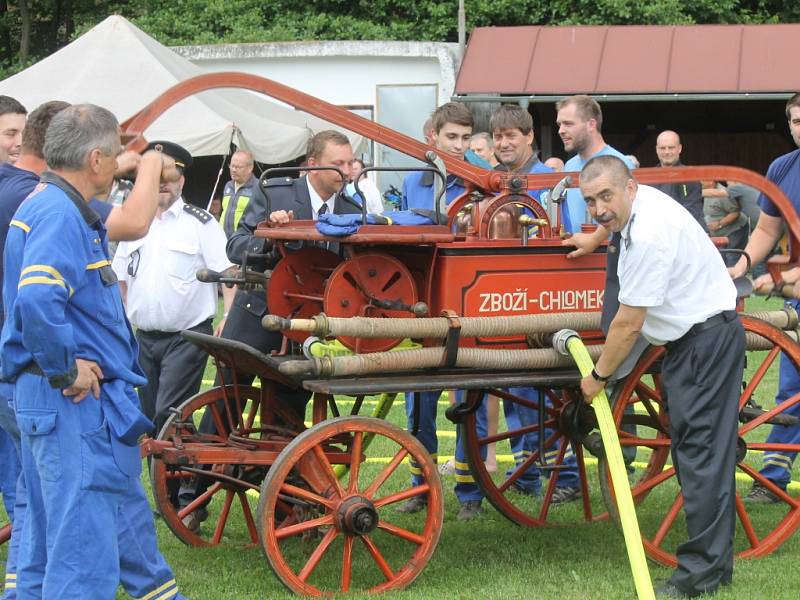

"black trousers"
[136, 319, 213, 437]
[663, 313, 744, 596]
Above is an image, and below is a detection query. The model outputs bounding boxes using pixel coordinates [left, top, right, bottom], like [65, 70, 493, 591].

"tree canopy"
[2, 0, 799, 80]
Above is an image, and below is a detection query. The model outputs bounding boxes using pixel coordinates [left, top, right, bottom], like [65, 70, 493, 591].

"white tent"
[0, 15, 361, 162]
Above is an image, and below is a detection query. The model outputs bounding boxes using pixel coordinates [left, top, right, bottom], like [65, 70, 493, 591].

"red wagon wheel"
[257, 416, 443, 596]
[598, 316, 800, 565]
[462, 386, 605, 527]
[150, 384, 304, 547]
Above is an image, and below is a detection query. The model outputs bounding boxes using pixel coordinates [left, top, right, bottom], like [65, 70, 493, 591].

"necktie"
[317, 202, 330, 250]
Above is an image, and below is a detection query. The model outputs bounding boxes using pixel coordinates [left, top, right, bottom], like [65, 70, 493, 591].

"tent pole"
[206, 128, 236, 211]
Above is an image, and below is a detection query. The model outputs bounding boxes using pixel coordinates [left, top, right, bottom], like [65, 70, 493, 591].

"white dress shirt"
[618, 184, 736, 345]
[111, 198, 233, 332]
[306, 177, 335, 219]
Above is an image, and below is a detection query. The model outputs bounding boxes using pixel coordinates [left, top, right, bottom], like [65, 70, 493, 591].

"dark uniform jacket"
[222, 175, 361, 352]
[651, 161, 707, 232]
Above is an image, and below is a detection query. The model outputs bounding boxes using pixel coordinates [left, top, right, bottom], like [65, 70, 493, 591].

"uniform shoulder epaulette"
[263, 176, 294, 189]
[183, 203, 213, 224]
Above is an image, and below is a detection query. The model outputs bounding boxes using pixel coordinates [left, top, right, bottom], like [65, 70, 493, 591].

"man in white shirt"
[112, 141, 236, 437]
[578, 155, 744, 599]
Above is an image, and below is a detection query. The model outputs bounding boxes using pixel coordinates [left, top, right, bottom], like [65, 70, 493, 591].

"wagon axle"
[334, 496, 380, 536]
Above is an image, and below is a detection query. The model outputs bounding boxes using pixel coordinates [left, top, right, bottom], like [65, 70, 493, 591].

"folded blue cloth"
[315, 209, 439, 236]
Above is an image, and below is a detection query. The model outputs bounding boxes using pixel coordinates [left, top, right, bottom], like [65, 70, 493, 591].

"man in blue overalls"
[0, 104, 185, 600]
[732, 93, 800, 503]
[490, 104, 582, 504]
[399, 102, 494, 520]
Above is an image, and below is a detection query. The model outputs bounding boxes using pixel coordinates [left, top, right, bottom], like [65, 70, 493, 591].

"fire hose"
[280, 327, 794, 378]
[264, 308, 797, 340]
[552, 329, 655, 600]
[280, 344, 606, 378]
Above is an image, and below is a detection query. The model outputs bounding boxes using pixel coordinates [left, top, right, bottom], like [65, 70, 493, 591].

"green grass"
[3, 295, 800, 598]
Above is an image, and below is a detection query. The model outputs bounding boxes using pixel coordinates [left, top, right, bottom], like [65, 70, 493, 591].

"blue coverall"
[759, 299, 800, 489]
[755, 150, 800, 491]
[0, 174, 184, 600]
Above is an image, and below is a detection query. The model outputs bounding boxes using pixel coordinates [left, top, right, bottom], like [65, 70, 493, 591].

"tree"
[1, 0, 797, 80]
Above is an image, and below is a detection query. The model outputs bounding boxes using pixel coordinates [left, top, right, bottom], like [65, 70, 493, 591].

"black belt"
[137, 318, 213, 338]
[665, 310, 738, 352]
[23, 362, 44, 376]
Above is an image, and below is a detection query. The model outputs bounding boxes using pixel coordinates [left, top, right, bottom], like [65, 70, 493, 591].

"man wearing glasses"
[221, 149, 257, 238]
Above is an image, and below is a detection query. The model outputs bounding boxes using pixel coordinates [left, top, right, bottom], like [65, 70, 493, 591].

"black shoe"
[456, 500, 484, 521]
[550, 485, 581, 505]
[655, 582, 691, 598]
[744, 482, 781, 504]
[396, 496, 427, 514]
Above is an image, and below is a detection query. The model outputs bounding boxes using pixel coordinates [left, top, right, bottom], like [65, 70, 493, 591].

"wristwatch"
[591, 368, 610, 382]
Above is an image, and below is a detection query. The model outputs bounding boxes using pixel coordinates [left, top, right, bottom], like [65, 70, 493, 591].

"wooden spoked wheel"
[257, 416, 443, 596]
[598, 316, 800, 565]
[462, 386, 604, 527]
[150, 384, 304, 547]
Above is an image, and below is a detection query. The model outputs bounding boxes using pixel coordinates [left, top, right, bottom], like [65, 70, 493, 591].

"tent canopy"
[0, 15, 362, 162]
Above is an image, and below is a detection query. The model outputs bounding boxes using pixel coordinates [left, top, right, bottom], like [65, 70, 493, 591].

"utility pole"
[458, 0, 466, 58]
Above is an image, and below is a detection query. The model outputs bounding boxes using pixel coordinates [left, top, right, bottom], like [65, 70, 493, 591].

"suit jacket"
[222, 175, 361, 353]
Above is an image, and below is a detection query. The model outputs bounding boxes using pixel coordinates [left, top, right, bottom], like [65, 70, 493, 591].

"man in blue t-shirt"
[399, 102, 494, 521]
[731, 92, 800, 504]
[556, 95, 634, 233]
[401, 102, 487, 214]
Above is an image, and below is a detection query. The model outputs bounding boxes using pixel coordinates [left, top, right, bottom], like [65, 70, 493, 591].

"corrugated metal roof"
[455, 24, 800, 96]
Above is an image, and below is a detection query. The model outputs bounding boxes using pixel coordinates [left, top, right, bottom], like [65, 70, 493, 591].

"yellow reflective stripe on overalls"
[17, 276, 71, 295]
[86, 259, 111, 270]
[18, 262, 74, 296]
[137, 578, 177, 600]
[10, 219, 30, 232]
[20, 264, 67, 280]
[4, 572, 16, 588]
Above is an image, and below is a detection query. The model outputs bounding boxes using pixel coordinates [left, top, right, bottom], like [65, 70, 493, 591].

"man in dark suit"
[222, 130, 361, 354]
[178, 130, 362, 531]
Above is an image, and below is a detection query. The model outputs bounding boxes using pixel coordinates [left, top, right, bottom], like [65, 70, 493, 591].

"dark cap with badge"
[145, 140, 193, 173]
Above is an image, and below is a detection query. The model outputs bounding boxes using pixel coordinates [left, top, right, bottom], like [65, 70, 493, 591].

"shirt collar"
[306, 177, 334, 216]
[163, 196, 185, 219]
[494, 153, 541, 174]
[39, 171, 102, 229]
[234, 174, 257, 192]
[620, 198, 638, 249]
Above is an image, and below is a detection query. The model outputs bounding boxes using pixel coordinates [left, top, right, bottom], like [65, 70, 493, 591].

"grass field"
[3, 295, 800, 599]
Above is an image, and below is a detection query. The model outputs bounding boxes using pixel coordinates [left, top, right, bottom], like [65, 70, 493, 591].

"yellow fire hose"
[554, 329, 655, 600]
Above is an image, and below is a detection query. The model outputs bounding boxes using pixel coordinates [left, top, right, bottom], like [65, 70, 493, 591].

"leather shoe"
[181, 506, 209, 533]
[655, 582, 690, 598]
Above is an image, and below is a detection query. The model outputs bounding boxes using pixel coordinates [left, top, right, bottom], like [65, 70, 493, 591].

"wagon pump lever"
[196, 267, 270, 287]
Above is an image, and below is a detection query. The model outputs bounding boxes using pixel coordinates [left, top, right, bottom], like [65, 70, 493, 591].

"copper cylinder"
[488, 205, 521, 239]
